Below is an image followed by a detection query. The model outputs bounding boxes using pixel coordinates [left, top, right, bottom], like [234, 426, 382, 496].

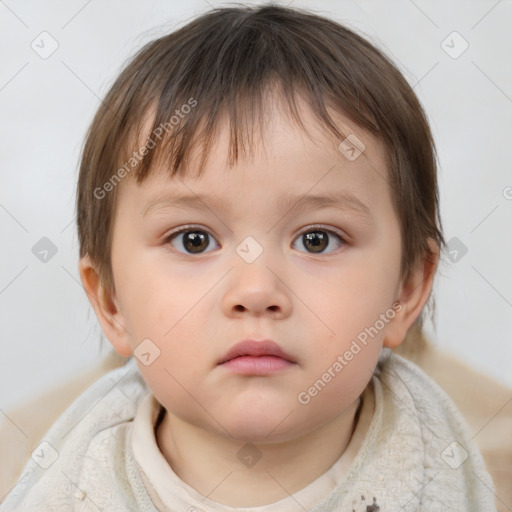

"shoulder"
[365, 351, 497, 509]
[377, 350, 502, 440]
[375, 351, 478, 446]
[1, 358, 149, 511]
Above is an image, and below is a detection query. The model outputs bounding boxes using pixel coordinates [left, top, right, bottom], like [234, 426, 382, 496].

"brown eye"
[303, 231, 328, 253]
[167, 229, 218, 254]
[293, 227, 345, 254]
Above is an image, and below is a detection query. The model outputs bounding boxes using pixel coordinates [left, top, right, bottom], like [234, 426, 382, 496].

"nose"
[221, 255, 292, 319]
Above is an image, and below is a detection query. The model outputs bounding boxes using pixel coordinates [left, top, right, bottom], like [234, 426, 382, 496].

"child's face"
[101, 101, 414, 442]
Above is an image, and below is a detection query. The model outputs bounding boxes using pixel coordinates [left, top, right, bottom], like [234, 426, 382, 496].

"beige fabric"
[133, 388, 373, 511]
[1, 344, 510, 510]
[0, 353, 497, 511]
[396, 340, 512, 511]
[0, 350, 129, 501]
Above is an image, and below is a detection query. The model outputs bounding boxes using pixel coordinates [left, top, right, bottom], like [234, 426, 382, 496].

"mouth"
[218, 339, 296, 374]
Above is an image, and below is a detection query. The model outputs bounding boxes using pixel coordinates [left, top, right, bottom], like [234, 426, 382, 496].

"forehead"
[119, 96, 392, 220]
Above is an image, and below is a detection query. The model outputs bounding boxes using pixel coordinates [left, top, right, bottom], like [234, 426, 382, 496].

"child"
[1, 4, 497, 511]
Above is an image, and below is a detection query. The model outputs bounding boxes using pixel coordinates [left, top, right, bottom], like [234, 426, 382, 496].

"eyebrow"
[142, 191, 372, 221]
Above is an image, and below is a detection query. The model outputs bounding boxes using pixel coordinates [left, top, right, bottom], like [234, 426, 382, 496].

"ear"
[78, 255, 133, 357]
[383, 239, 440, 349]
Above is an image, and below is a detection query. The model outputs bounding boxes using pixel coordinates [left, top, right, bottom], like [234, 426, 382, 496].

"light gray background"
[1, 0, 511, 413]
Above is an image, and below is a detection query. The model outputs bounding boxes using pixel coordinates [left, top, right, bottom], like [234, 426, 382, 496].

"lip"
[219, 339, 296, 365]
[218, 339, 296, 374]
[220, 355, 294, 374]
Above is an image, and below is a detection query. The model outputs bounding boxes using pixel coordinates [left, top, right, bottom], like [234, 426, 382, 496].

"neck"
[155, 397, 363, 507]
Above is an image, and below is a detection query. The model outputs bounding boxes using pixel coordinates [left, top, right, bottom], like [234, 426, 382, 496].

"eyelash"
[163, 224, 348, 255]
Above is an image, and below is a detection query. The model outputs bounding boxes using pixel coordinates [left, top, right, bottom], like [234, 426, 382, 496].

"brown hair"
[76, 3, 445, 338]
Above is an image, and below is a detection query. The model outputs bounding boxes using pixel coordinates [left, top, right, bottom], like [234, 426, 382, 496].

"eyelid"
[166, 224, 211, 234]
[165, 224, 348, 240]
[296, 224, 349, 243]
[164, 224, 217, 243]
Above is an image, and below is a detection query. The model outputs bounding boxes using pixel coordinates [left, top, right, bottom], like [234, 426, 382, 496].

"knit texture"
[0, 352, 497, 511]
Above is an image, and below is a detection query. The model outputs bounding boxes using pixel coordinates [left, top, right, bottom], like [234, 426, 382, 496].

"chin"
[219, 409, 311, 444]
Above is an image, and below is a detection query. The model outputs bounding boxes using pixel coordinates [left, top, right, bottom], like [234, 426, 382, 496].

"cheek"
[298, 253, 399, 377]
[135, 360, 196, 421]
[113, 251, 179, 326]
[305, 259, 397, 330]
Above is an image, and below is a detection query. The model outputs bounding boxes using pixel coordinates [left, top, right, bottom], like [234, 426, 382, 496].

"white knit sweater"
[0, 352, 497, 511]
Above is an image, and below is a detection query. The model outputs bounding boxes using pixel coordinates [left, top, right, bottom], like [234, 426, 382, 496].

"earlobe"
[383, 239, 440, 349]
[78, 255, 133, 357]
